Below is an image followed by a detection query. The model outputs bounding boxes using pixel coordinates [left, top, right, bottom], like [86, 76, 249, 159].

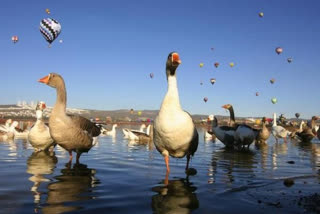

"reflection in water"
[151, 178, 199, 214]
[271, 142, 288, 170]
[26, 151, 57, 210]
[255, 143, 269, 171]
[210, 148, 256, 185]
[43, 164, 99, 214]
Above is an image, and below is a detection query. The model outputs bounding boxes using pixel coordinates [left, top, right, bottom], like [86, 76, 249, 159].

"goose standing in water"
[204, 115, 216, 141]
[255, 117, 271, 144]
[127, 124, 153, 143]
[0, 121, 17, 141]
[271, 113, 290, 143]
[39, 73, 101, 165]
[154, 52, 198, 179]
[0, 119, 12, 133]
[122, 124, 146, 139]
[296, 116, 318, 142]
[102, 124, 118, 136]
[28, 101, 55, 152]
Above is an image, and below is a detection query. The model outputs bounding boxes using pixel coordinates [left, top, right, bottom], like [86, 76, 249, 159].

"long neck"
[229, 107, 235, 126]
[53, 80, 67, 114]
[146, 125, 151, 135]
[299, 122, 304, 132]
[160, 75, 181, 111]
[112, 125, 116, 131]
[262, 121, 266, 129]
[273, 113, 277, 126]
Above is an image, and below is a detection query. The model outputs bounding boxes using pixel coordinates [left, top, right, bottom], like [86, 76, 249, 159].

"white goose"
[0, 119, 12, 133]
[122, 124, 146, 139]
[154, 52, 199, 177]
[271, 113, 290, 143]
[0, 121, 18, 141]
[103, 124, 118, 136]
[28, 101, 55, 152]
[127, 124, 153, 143]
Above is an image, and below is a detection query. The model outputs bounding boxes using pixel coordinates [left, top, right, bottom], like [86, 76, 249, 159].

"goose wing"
[68, 114, 101, 137]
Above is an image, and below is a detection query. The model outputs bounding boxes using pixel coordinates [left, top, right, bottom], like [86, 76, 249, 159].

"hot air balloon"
[214, 62, 219, 68]
[203, 97, 208, 103]
[138, 111, 142, 116]
[256, 92, 259, 96]
[275, 47, 283, 55]
[199, 63, 204, 68]
[200, 81, 203, 85]
[45, 9, 50, 14]
[287, 58, 292, 63]
[11, 36, 18, 44]
[295, 113, 300, 119]
[39, 18, 61, 46]
[270, 78, 275, 84]
[259, 12, 264, 17]
[271, 97, 277, 104]
[229, 62, 234, 68]
[210, 78, 216, 85]
[211, 47, 214, 51]
[150, 73, 154, 78]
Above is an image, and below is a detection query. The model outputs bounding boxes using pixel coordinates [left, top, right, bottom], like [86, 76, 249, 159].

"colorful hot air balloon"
[39, 18, 61, 46]
[271, 97, 277, 104]
[203, 97, 208, 103]
[295, 113, 300, 119]
[199, 63, 204, 68]
[256, 92, 259, 96]
[287, 57, 292, 63]
[214, 62, 219, 68]
[259, 12, 264, 17]
[45, 8, 50, 14]
[210, 78, 216, 85]
[229, 62, 234, 67]
[150, 73, 154, 78]
[270, 78, 275, 84]
[11, 36, 18, 44]
[275, 47, 283, 55]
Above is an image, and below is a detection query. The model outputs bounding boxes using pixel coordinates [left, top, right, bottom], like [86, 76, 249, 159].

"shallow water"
[0, 125, 319, 214]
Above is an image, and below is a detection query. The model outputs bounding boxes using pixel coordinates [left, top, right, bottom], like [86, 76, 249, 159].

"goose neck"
[53, 80, 67, 114]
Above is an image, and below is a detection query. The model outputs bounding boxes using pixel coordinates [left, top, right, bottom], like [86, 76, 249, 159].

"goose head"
[222, 104, 232, 110]
[5, 119, 12, 127]
[262, 117, 267, 123]
[38, 73, 64, 88]
[166, 52, 181, 79]
[36, 101, 46, 111]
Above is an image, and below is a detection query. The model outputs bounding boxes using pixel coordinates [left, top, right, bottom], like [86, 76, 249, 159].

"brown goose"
[296, 116, 319, 142]
[154, 52, 199, 178]
[255, 117, 270, 144]
[38, 73, 101, 164]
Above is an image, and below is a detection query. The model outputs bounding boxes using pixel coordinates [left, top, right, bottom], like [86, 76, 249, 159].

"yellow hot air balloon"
[229, 62, 234, 68]
[199, 63, 204, 68]
[259, 12, 264, 17]
[138, 111, 142, 116]
[45, 8, 50, 14]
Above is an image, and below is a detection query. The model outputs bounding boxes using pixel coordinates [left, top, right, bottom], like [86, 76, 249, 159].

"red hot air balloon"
[214, 62, 219, 68]
[204, 97, 208, 103]
[11, 36, 18, 44]
[275, 47, 283, 55]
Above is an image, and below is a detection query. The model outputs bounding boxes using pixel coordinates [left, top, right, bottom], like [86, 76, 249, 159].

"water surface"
[0, 125, 319, 213]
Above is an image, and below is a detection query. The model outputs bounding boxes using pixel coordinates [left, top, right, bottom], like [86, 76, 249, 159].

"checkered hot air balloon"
[39, 18, 61, 46]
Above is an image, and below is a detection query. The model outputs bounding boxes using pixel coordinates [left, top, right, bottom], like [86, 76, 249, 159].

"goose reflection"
[26, 151, 57, 207]
[151, 178, 199, 214]
[210, 148, 256, 184]
[42, 163, 99, 214]
[255, 143, 269, 170]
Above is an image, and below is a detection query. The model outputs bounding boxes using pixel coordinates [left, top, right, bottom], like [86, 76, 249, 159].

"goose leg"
[76, 153, 81, 164]
[165, 156, 170, 173]
[186, 154, 190, 171]
[283, 137, 287, 143]
[68, 151, 73, 162]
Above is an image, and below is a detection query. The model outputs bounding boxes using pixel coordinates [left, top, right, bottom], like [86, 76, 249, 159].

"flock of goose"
[0, 52, 319, 182]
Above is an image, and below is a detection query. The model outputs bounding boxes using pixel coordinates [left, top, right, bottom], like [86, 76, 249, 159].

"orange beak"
[38, 75, 50, 84]
[172, 53, 181, 64]
[222, 104, 229, 109]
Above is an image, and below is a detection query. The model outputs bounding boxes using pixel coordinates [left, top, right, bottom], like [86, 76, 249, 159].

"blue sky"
[1, 0, 320, 118]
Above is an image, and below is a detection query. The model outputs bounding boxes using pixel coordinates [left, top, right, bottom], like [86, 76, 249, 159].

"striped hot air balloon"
[11, 36, 18, 44]
[39, 18, 61, 46]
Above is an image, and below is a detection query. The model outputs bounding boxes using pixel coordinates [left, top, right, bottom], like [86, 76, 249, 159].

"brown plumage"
[39, 73, 101, 164]
[255, 117, 270, 144]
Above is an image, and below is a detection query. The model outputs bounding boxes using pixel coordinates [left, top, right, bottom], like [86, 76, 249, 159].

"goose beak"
[172, 53, 181, 64]
[38, 75, 50, 84]
[222, 104, 228, 109]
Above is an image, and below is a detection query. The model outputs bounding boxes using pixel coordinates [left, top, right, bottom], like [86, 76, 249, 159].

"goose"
[0, 119, 12, 133]
[0, 121, 17, 141]
[38, 73, 101, 164]
[289, 120, 305, 139]
[204, 115, 216, 141]
[102, 124, 118, 136]
[222, 104, 259, 148]
[122, 124, 146, 139]
[255, 117, 271, 144]
[271, 113, 290, 143]
[13, 121, 30, 139]
[212, 115, 236, 147]
[154, 52, 199, 176]
[296, 116, 318, 142]
[28, 101, 55, 152]
[127, 124, 153, 143]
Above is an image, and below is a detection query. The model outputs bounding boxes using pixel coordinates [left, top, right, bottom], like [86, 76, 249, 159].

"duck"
[28, 101, 55, 152]
[102, 124, 118, 136]
[271, 113, 291, 143]
[255, 117, 271, 144]
[296, 116, 318, 142]
[154, 52, 199, 176]
[38, 73, 101, 164]
[122, 124, 146, 139]
[222, 104, 259, 148]
[127, 124, 153, 143]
